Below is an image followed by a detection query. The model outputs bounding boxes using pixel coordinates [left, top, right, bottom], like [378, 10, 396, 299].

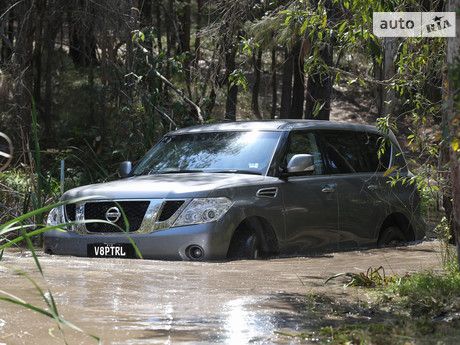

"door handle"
[367, 184, 381, 191]
[321, 184, 336, 193]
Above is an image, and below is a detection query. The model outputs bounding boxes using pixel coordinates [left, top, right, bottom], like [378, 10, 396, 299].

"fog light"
[44, 248, 54, 255]
[186, 245, 204, 260]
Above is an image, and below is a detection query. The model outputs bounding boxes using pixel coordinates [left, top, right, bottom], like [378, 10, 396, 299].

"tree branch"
[133, 40, 204, 123]
[328, 66, 402, 86]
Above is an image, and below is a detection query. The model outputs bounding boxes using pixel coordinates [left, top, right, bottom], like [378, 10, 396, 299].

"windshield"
[132, 131, 282, 176]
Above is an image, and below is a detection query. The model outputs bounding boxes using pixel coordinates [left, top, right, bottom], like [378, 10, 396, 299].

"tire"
[377, 226, 406, 247]
[227, 231, 260, 260]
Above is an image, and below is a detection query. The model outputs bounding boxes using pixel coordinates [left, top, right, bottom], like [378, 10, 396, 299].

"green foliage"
[389, 269, 460, 318]
[0, 170, 29, 224]
[436, 216, 454, 243]
[228, 69, 248, 92]
[281, 266, 460, 344]
[285, 319, 460, 345]
[447, 56, 460, 157]
[325, 266, 401, 287]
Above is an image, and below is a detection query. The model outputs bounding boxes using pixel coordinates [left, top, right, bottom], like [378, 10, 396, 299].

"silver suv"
[44, 120, 425, 260]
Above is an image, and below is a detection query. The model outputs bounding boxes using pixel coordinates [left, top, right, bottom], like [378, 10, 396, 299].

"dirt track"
[0, 240, 447, 345]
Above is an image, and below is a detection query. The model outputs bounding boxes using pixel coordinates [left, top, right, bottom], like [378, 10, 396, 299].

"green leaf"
[338, 21, 347, 35]
[300, 19, 308, 34]
[322, 14, 327, 28]
[334, 72, 341, 85]
[383, 166, 399, 177]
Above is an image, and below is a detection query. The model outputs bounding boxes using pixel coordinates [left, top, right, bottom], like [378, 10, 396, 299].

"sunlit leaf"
[338, 21, 347, 35]
[383, 166, 399, 177]
[300, 19, 308, 34]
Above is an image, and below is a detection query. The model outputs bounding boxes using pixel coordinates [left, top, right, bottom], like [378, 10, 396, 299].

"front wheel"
[227, 231, 260, 260]
[377, 226, 406, 247]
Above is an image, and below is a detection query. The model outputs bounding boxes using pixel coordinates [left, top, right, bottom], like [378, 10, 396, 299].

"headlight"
[46, 205, 66, 226]
[173, 197, 232, 227]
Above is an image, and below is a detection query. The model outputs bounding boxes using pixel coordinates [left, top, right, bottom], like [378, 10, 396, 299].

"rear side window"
[320, 130, 391, 174]
[362, 132, 391, 172]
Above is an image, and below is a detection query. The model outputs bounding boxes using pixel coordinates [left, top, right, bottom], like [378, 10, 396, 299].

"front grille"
[158, 200, 185, 221]
[65, 204, 76, 221]
[84, 201, 150, 233]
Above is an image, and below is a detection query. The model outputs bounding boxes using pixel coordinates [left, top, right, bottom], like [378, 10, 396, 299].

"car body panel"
[279, 175, 339, 254]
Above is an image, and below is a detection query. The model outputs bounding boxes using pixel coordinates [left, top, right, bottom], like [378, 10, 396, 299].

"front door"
[279, 131, 339, 255]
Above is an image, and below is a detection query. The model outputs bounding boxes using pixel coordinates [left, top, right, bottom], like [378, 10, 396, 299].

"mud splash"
[0, 241, 444, 345]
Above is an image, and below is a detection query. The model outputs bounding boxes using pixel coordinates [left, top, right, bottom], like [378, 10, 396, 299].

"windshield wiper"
[213, 169, 262, 175]
[155, 169, 205, 174]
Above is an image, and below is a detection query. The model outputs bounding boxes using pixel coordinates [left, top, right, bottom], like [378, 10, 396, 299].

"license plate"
[88, 243, 135, 258]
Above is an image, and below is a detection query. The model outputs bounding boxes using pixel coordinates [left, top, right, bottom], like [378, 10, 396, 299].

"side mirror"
[118, 161, 132, 178]
[286, 154, 315, 174]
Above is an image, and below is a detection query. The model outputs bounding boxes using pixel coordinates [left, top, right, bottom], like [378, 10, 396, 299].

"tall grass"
[0, 199, 101, 344]
[0, 196, 143, 343]
[0, 93, 141, 343]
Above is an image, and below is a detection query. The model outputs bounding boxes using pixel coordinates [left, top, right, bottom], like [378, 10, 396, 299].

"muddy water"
[0, 240, 445, 345]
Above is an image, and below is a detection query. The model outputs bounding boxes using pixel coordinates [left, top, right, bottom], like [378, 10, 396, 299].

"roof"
[170, 119, 380, 134]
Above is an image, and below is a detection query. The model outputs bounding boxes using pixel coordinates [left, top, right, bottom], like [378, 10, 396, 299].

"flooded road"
[1, 240, 445, 345]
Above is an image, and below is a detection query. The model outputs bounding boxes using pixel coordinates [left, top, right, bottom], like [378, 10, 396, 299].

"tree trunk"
[68, 0, 98, 68]
[154, 0, 163, 51]
[194, 0, 204, 65]
[271, 48, 277, 119]
[304, 48, 332, 120]
[280, 48, 293, 119]
[447, 0, 460, 267]
[33, 0, 43, 107]
[178, 0, 191, 96]
[177, 0, 191, 56]
[291, 43, 304, 119]
[0, 10, 14, 63]
[141, 0, 152, 25]
[305, 0, 333, 121]
[167, 0, 177, 53]
[251, 48, 263, 120]
[380, 37, 397, 117]
[305, 33, 332, 121]
[43, 12, 58, 138]
[225, 46, 238, 121]
[13, 0, 35, 139]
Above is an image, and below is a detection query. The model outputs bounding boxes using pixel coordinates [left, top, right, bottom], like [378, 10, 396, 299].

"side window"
[321, 130, 392, 174]
[321, 131, 364, 174]
[362, 132, 391, 172]
[285, 131, 323, 175]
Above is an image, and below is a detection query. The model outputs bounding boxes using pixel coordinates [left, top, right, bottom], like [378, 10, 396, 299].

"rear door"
[320, 130, 392, 249]
[280, 131, 339, 254]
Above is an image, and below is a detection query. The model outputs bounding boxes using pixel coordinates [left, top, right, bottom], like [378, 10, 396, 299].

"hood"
[62, 173, 267, 200]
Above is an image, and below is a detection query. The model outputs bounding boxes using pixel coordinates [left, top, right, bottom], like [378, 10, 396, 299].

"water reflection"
[225, 298, 257, 344]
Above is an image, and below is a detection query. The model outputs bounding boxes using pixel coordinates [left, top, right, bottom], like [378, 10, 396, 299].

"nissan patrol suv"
[44, 120, 425, 260]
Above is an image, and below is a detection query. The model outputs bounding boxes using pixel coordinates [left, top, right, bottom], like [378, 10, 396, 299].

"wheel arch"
[378, 212, 415, 242]
[226, 216, 279, 258]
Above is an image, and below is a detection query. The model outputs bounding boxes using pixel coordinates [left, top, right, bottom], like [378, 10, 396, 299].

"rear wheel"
[227, 231, 260, 260]
[377, 226, 406, 247]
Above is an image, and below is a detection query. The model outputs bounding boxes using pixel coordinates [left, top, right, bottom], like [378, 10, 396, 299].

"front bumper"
[43, 223, 230, 261]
